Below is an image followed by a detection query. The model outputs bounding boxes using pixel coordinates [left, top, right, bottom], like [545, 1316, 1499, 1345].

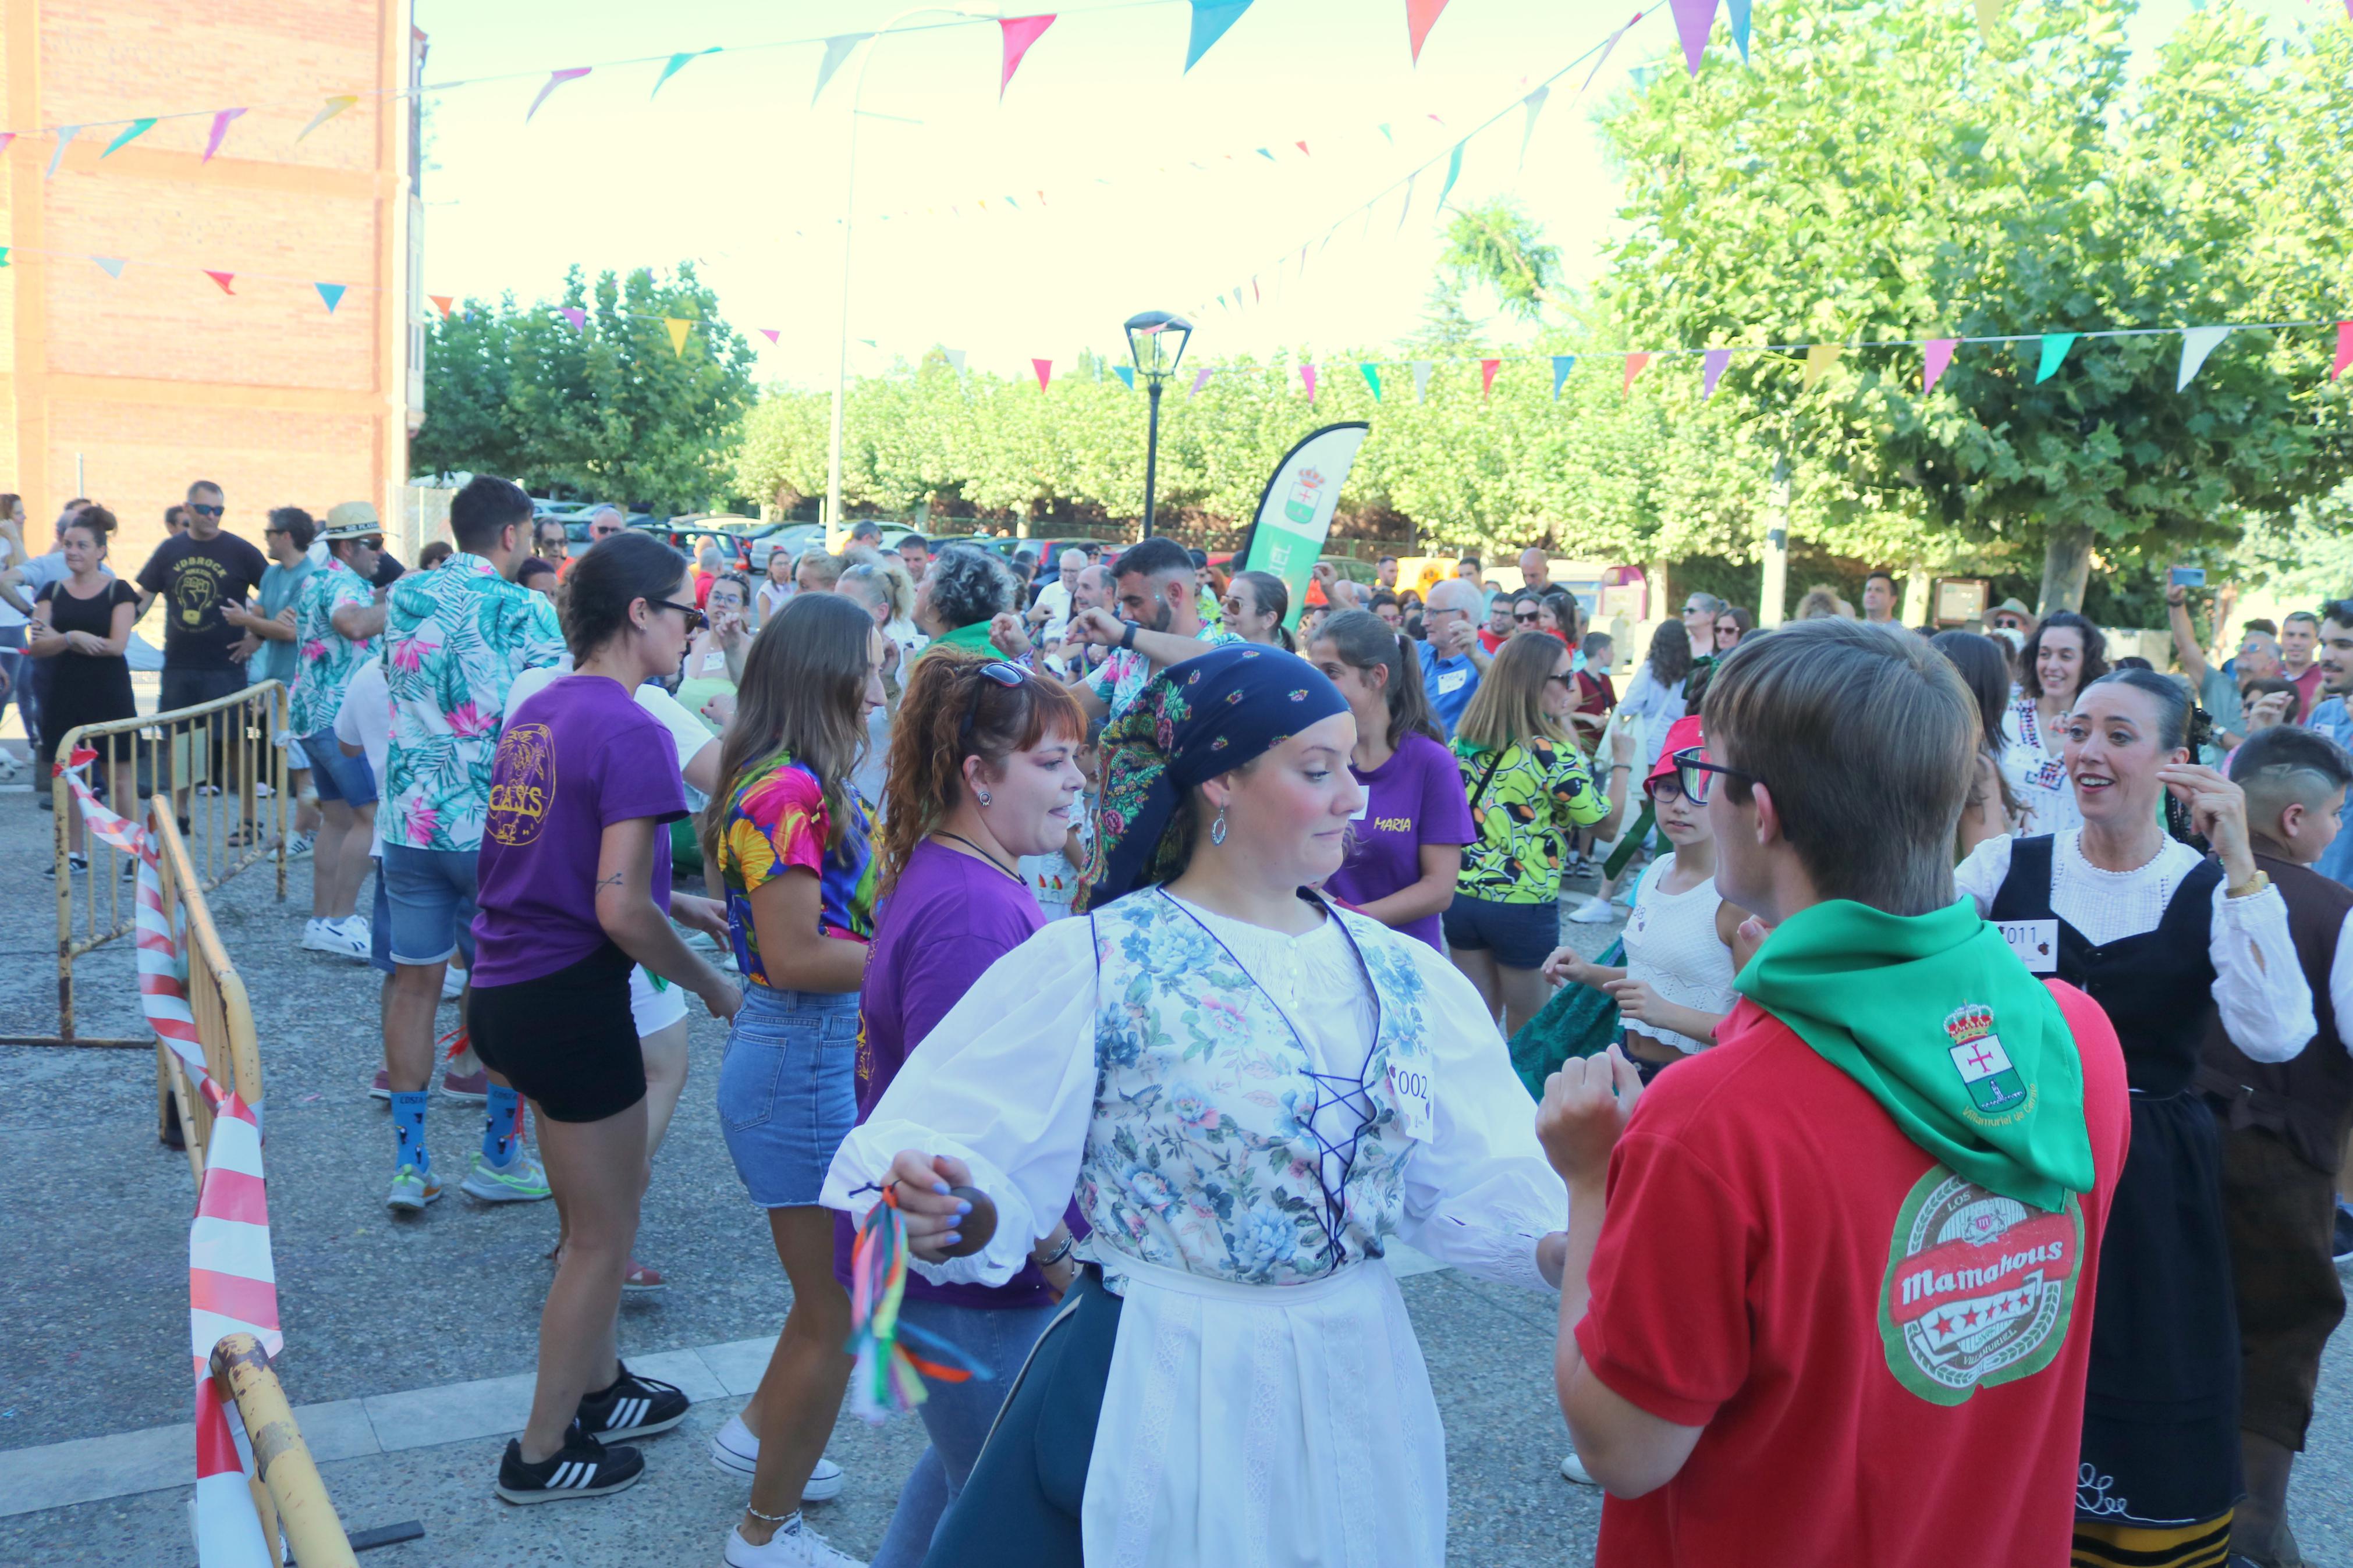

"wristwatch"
[1119, 620, 1138, 652]
[2226, 869, 2270, 900]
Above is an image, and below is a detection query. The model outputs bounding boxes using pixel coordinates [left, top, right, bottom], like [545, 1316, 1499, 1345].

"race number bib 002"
[1997, 919, 2059, 974]
[1387, 1062, 1434, 1140]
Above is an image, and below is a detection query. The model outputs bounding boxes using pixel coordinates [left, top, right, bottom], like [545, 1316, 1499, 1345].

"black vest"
[1989, 834, 2222, 1097]
[2196, 852, 2353, 1174]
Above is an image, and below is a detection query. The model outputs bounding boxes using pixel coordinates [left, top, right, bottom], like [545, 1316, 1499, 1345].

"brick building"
[1, 1, 423, 568]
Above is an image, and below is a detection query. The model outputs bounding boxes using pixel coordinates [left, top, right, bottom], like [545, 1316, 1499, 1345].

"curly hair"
[876, 652, 1085, 893]
[924, 544, 1017, 631]
[2019, 610, 2109, 701]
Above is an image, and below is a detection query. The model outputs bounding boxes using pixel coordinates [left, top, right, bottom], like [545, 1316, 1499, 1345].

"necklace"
[936, 831, 1021, 883]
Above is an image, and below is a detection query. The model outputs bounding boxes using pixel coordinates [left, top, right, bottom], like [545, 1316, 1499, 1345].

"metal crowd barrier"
[208, 1335, 360, 1568]
[148, 807, 268, 1177]
[2, 680, 288, 1047]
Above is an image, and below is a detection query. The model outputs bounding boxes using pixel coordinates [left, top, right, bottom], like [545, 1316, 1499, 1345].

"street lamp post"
[1123, 311, 1193, 540]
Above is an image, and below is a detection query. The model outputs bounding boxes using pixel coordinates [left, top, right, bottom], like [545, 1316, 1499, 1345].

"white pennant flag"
[814, 34, 871, 105]
[943, 347, 967, 378]
[1518, 86, 1550, 169]
[1412, 361, 1435, 402]
[2175, 326, 2231, 392]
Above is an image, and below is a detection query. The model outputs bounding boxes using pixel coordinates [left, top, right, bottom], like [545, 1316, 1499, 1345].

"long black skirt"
[2076, 1091, 2241, 1527]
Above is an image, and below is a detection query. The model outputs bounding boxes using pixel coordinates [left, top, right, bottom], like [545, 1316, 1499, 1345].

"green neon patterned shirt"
[1451, 734, 1613, 904]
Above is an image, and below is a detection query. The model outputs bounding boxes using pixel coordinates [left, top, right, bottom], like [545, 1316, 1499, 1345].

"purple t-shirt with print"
[470, 675, 688, 988]
[832, 838, 1074, 1309]
[1325, 730, 1477, 951]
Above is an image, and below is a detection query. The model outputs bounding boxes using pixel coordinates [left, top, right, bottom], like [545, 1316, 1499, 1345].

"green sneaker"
[462, 1151, 552, 1203]
[386, 1164, 442, 1213]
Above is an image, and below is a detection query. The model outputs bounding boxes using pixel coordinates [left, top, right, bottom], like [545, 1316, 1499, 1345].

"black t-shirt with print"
[135, 530, 270, 671]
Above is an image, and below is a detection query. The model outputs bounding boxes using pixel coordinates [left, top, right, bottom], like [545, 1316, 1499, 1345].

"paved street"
[1, 788, 2347, 1566]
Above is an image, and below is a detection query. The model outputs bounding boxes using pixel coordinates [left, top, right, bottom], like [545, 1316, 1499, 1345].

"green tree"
[1438, 199, 1561, 323]
[1589, 0, 2353, 613]
[410, 301, 526, 483]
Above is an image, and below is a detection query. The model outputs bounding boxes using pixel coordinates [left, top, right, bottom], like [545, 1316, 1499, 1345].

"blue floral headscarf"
[1081, 645, 1349, 910]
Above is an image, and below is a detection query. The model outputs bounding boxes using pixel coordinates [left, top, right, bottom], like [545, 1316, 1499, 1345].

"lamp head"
[1123, 311, 1193, 384]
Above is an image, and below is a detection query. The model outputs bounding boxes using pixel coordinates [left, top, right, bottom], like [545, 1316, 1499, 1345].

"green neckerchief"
[1736, 898, 2093, 1213]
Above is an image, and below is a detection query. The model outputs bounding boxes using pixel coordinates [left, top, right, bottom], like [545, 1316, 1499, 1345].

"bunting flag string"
[2175, 325, 2230, 391]
[1623, 351, 1652, 392]
[654, 47, 722, 98]
[102, 118, 157, 158]
[664, 317, 694, 355]
[1190, 366, 1213, 397]
[205, 270, 236, 296]
[92, 255, 126, 279]
[1300, 363, 1318, 402]
[1552, 354, 1576, 399]
[429, 294, 454, 318]
[1115, 365, 1136, 390]
[999, 15, 1058, 100]
[1671, 0, 1720, 76]
[1032, 357, 1054, 391]
[2336, 323, 2352, 382]
[1480, 357, 1502, 397]
[1701, 347, 1731, 399]
[45, 125, 78, 180]
[1802, 341, 1842, 391]
[314, 282, 346, 314]
[295, 95, 357, 143]
[201, 108, 245, 163]
[1518, 86, 1550, 169]
[525, 67, 593, 123]
[813, 34, 869, 105]
[2035, 332, 2077, 383]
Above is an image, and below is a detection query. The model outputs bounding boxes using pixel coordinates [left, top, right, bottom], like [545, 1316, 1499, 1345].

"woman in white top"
[822, 645, 1568, 1568]
[1544, 713, 1742, 1083]
[2000, 610, 2106, 837]
[1955, 668, 2311, 1557]
[754, 550, 794, 627]
[1614, 619, 1692, 773]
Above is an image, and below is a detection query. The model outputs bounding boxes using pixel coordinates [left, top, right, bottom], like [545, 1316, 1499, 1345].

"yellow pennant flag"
[297, 95, 360, 142]
[1974, 0, 2003, 37]
[664, 318, 693, 357]
[1803, 343, 1844, 392]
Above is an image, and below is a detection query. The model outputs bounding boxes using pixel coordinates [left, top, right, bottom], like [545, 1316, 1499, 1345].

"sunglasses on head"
[959, 660, 1029, 746]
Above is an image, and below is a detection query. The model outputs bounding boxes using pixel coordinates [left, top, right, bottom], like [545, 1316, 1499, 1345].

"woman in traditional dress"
[1955, 668, 2313, 1568]
[2001, 609, 2107, 837]
[821, 643, 1570, 1568]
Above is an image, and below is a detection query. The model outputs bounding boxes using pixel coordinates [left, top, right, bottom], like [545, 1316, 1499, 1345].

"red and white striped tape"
[58, 749, 282, 1567]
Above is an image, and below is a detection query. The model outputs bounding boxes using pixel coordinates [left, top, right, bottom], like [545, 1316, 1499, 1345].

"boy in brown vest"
[2203, 724, 2353, 1568]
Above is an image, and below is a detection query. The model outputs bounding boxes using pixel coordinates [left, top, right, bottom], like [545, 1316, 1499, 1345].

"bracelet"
[1033, 1233, 1076, 1268]
[2226, 869, 2270, 900]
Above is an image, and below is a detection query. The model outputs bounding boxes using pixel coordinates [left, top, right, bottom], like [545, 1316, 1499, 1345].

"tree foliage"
[413, 264, 760, 511]
[1589, 0, 2353, 610]
[1438, 199, 1562, 324]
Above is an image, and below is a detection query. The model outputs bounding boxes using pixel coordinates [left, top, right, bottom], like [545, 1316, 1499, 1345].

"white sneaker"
[725, 1518, 864, 1567]
[305, 918, 369, 960]
[299, 917, 333, 951]
[1566, 896, 1618, 925]
[286, 831, 314, 860]
[441, 963, 467, 1001]
[1561, 1451, 1598, 1486]
[709, 1414, 844, 1501]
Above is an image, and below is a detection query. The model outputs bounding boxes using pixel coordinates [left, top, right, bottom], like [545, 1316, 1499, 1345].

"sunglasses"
[959, 660, 1029, 746]
[1514, 611, 1542, 624]
[1671, 745, 1758, 805]
[650, 598, 707, 631]
[189, 503, 223, 517]
[1221, 596, 1250, 616]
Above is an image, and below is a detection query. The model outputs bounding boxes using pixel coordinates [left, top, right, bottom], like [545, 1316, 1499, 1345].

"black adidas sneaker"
[575, 1361, 690, 1441]
[495, 1423, 644, 1505]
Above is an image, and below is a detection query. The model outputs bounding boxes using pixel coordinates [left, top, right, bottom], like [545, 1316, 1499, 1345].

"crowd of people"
[6, 482, 2351, 1568]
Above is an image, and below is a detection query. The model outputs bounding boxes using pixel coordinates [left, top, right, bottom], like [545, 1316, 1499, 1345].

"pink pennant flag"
[999, 16, 1057, 100]
[759, 328, 780, 344]
[428, 294, 453, 318]
[1300, 364, 1318, 403]
[1295, 140, 1310, 156]
[1701, 348, 1732, 400]
[1190, 367, 1214, 398]
[560, 307, 587, 333]
[201, 108, 246, 163]
[1670, 0, 1719, 76]
[203, 270, 236, 295]
[0, 133, 13, 157]
[1480, 358, 1501, 397]
[1407, 0, 1453, 63]
[1923, 337, 1959, 394]
[2334, 322, 2352, 382]
[526, 67, 592, 123]
[1623, 352, 1652, 392]
[1582, 19, 1635, 93]
[1032, 357, 1053, 391]
[1251, 276, 1261, 303]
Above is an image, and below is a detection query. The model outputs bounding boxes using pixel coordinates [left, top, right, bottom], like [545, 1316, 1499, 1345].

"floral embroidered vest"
[1081, 888, 1433, 1286]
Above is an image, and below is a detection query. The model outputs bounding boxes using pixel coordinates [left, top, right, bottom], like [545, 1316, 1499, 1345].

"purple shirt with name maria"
[471, 675, 688, 988]
[1325, 730, 1477, 950]
[833, 838, 1075, 1309]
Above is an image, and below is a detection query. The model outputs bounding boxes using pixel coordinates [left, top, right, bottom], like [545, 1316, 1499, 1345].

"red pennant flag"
[2335, 321, 2352, 382]
[999, 16, 1056, 99]
[760, 328, 781, 344]
[203, 270, 236, 295]
[428, 294, 453, 318]
[1032, 358, 1053, 391]
[1623, 352, 1652, 392]
[1406, 0, 1452, 62]
[1479, 357, 1501, 397]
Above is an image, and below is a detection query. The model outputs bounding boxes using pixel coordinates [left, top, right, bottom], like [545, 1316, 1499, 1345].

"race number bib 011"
[1997, 919, 2059, 974]
[1387, 1062, 1435, 1140]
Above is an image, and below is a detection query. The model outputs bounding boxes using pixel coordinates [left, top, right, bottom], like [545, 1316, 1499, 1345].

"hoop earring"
[975, 787, 992, 807]
[1209, 806, 1227, 846]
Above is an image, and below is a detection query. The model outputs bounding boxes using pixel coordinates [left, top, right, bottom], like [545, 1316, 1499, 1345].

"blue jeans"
[872, 1295, 1061, 1568]
[716, 984, 859, 1208]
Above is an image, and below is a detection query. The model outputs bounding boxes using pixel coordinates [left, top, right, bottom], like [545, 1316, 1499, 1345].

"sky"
[412, 0, 2326, 392]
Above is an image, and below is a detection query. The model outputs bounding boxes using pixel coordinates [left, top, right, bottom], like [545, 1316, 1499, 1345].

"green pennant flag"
[1436, 140, 1465, 209]
[2034, 333, 2078, 383]
[652, 47, 720, 98]
[102, 118, 157, 157]
[1359, 362, 1382, 401]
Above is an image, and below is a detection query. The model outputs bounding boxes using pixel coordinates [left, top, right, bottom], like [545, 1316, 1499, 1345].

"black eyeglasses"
[651, 598, 707, 631]
[959, 660, 1028, 745]
[1671, 745, 1757, 805]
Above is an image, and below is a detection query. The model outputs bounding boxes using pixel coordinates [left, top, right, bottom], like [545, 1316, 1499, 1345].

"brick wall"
[1, 0, 411, 571]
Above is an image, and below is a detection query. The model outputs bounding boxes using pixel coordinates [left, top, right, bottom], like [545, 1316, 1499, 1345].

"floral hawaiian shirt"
[288, 556, 378, 736]
[382, 553, 564, 853]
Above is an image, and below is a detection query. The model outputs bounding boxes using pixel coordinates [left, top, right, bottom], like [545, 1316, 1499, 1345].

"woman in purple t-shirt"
[1308, 610, 1474, 950]
[466, 532, 744, 1506]
[847, 652, 1087, 1566]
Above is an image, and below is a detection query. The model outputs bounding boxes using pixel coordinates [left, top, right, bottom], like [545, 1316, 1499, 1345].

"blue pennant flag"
[1184, 1, 1255, 72]
[1552, 355, 1576, 400]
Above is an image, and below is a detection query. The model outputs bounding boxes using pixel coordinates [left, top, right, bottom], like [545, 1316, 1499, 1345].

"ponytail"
[1311, 609, 1442, 748]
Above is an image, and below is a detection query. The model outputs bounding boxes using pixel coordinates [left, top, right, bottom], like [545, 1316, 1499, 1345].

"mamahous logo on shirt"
[1877, 1167, 2081, 1405]
[485, 724, 556, 846]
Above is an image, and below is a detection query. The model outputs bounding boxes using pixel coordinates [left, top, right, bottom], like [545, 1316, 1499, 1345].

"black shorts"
[1441, 893, 1561, 971]
[467, 941, 645, 1123]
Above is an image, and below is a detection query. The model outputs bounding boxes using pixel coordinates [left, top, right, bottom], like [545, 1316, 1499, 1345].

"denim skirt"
[718, 983, 861, 1208]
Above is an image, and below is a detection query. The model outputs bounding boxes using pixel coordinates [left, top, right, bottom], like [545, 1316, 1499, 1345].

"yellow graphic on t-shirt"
[486, 724, 557, 845]
[170, 555, 228, 630]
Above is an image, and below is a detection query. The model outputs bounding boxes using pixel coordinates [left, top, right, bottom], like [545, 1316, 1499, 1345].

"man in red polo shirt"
[1536, 618, 2131, 1567]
